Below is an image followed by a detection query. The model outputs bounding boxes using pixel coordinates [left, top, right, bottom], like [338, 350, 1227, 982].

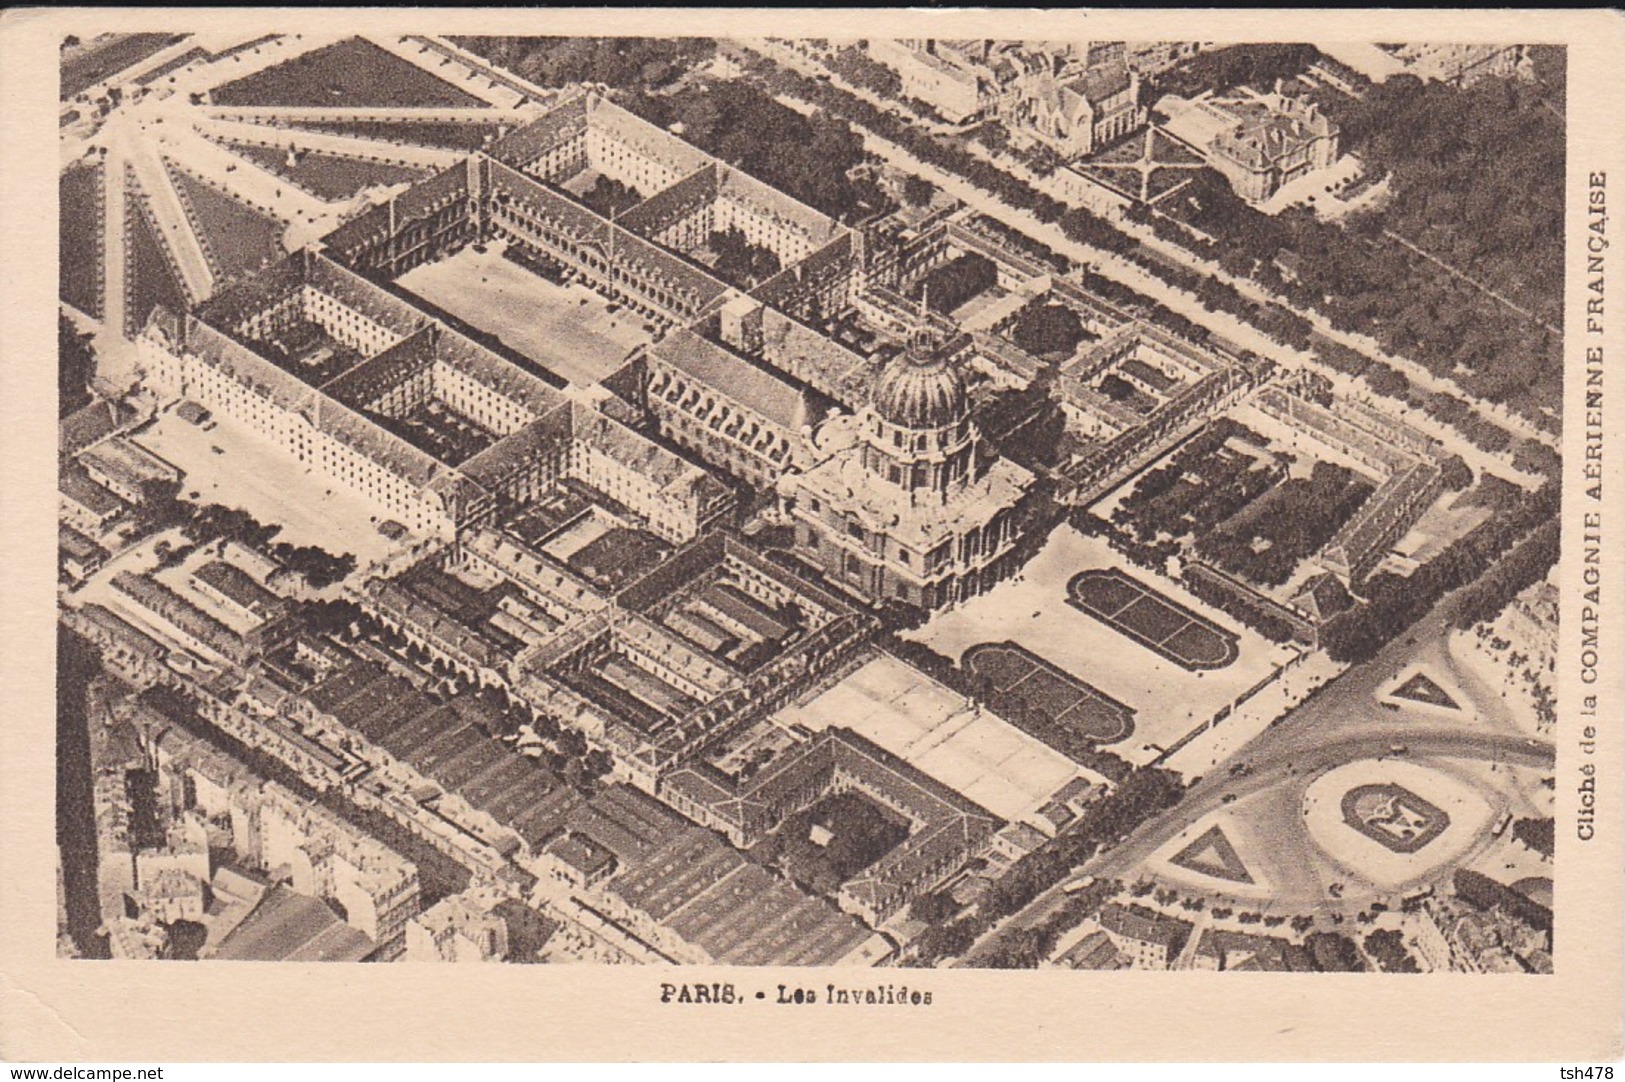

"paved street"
[962, 603, 1555, 963]
[745, 39, 1557, 457]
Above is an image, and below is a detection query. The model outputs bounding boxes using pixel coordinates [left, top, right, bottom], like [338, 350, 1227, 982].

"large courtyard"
[907, 524, 1296, 762]
[774, 654, 1093, 824]
[397, 243, 655, 386]
[132, 405, 413, 574]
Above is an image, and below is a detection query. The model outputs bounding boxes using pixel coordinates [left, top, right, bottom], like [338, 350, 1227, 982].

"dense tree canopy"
[451, 37, 713, 93]
[59, 316, 96, 418]
[625, 80, 885, 224]
[1149, 57, 1565, 424]
[1197, 461, 1374, 587]
[901, 174, 937, 209]
[1009, 303, 1088, 359]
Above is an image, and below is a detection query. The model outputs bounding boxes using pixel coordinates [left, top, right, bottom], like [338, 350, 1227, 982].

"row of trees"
[909, 766, 1186, 966]
[623, 79, 886, 224]
[56, 627, 111, 958]
[1450, 518, 1560, 631]
[1068, 508, 1308, 646]
[578, 174, 641, 219]
[1120, 197, 1318, 351]
[1074, 266, 1213, 345]
[964, 215, 1070, 274]
[824, 45, 902, 100]
[1319, 333, 1535, 455]
[975, 377, 1069, 473]
[1321, 479, 1560, 663]
[1454, 869, 1553, 933]
[452, 36, 714, 94]
[1008, 303, 1090, 360]
[977, 877, 1119, 969]
[139, 479, 357, 589]
[1512, 817, 1555, 860]
[1144, 64, 1565, 426]
[1145, 43, 1327, 102]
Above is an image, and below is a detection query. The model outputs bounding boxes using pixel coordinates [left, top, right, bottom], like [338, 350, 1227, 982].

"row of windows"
[493, 206, 694, 318]
[431, 362, 534, 437]
[715, 198, 814, 266]
[181, 354, 448, 533]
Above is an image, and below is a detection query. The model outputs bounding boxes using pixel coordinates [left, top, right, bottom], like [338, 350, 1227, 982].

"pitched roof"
[60, 399, 133, 458]
[651, 328, 823, 433]
[212, 886, 375, 962]
[1098, 903, 1193, 952]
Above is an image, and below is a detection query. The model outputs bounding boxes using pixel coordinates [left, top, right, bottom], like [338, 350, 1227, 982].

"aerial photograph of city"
[55, 31, 1562, 973]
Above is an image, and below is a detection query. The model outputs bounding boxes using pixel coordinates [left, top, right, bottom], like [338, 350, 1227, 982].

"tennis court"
[775, 655, 1086, 822]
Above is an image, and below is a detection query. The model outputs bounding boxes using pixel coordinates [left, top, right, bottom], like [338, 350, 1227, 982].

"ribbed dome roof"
[871, 349, 967, 430]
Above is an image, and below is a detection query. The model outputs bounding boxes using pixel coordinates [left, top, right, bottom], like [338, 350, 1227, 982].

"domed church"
[781, 333, 1036, 610]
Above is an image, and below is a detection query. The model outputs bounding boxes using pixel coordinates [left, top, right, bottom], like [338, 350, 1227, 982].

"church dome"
[871, 348, 967, 430]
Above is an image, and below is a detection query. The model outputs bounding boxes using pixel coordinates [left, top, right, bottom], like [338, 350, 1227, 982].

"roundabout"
[1302, 758, 1495, 891]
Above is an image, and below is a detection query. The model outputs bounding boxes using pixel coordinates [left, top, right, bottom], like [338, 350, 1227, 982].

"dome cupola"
[871, 343, 967, 431]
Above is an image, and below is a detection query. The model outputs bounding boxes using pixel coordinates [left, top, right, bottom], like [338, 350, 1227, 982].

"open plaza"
[131, 404, 414, 574]
[396, 243, 656, 387]
[908, 524, 1297, 761]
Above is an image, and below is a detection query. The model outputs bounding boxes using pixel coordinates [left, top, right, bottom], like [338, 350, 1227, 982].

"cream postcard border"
[2, 7, 1620, 1062]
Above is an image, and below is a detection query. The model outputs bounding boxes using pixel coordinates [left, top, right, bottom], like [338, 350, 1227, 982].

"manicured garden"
[227, 141, 430, 202]
[169, 166, 285, 282]
[211, 37, 487, 108]
[60, 163, 104, 317]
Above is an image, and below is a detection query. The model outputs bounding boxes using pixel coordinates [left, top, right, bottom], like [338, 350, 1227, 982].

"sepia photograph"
[4, 5, 1621, 1065]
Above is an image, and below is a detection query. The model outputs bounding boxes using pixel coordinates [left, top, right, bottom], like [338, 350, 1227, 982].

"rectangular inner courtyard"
[396, 243, 656, 387]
